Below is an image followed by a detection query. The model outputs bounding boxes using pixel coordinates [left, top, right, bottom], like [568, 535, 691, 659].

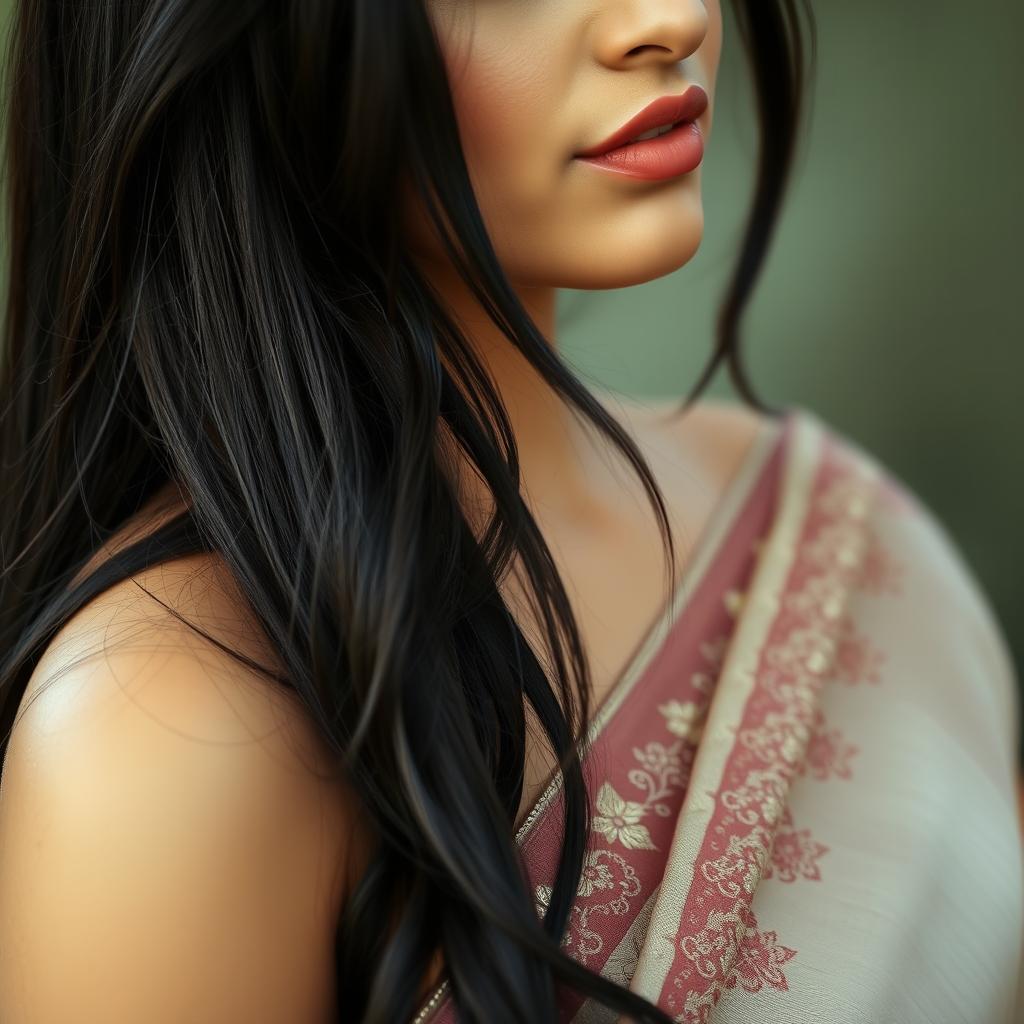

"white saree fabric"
[620, 408, 1024, 1023]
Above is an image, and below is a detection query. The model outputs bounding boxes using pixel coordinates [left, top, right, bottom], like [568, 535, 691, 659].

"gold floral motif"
[534, 849, 617, 908]
[629, 740, 688, 817]
[801, 520, 868, 577]
[632, 739, 684, 776]
[679, 900, 752, 982]
[659, 698, 707, 743]
[719, 767, 788, 827]
[700, 826, 772, 898]
[534, 849, 643, 962]
[738, 711, 813, 769]
[592, 782, 657, 850]
[764, 626, 838, 680]
[784, 573, 848, 624]
[758, 666, 818, 707]
[815, 471, 873, 521]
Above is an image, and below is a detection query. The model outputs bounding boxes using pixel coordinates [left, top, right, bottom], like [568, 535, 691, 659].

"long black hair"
[0, 1, 815, 1020]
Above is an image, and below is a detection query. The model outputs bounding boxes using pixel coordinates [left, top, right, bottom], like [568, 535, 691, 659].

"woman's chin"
[542, 226, 704, 291]
[557, 190, 705, 289]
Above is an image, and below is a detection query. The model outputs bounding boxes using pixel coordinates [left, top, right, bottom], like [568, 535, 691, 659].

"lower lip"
[575, 120, 704, 181]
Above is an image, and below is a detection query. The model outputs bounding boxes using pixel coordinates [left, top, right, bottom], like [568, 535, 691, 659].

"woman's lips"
[574, 85, 708, 182]
[576, 120, 704, 181]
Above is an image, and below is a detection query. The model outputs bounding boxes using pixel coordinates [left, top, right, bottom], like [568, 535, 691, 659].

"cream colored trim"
[627, 409, 824, 1001]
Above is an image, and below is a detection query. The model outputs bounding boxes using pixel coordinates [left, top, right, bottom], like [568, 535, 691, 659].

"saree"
[411, 405, 1024, 1024]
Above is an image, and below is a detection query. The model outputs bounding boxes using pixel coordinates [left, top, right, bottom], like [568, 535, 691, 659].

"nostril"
[625, 43, 674, 58]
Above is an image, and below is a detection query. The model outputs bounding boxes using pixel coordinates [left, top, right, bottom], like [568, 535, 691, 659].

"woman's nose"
[590, 0, 708, 70]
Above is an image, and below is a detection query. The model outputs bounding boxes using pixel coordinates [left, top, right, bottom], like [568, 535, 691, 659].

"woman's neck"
[416, 257, 615, 523]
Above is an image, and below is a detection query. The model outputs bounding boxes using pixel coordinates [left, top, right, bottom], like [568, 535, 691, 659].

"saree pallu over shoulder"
[411, 407, 1024, 1024]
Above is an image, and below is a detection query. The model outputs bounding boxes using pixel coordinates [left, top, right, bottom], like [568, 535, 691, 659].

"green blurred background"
[1, 2, 1020, 746]
[559, 0, 1024, 749]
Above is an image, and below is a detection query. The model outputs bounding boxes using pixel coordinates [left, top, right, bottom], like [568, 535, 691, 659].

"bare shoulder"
[0, 546, 361, 1021]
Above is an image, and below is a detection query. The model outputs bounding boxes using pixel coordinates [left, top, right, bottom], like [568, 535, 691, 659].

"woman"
[0, 1, 1020, 1022]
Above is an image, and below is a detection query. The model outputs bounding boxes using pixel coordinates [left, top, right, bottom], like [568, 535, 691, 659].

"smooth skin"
[0, 555, 349, 1022]
[6, 2, 1015, 1022]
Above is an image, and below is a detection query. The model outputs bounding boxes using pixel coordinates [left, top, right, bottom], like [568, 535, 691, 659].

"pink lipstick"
[575, 86, 709, 182]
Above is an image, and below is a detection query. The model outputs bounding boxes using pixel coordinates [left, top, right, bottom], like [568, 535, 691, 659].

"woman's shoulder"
[792, 405, 1021, 754]
[787, 404, 1007, 618]
[791, 405, 994, 595]
[11, 495, 357, 848]
[0, 507, 361, 1020]
[19, 521, 290, 746]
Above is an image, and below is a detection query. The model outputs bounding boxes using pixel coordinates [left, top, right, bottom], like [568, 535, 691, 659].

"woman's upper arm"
[0, 623, 355, 1023]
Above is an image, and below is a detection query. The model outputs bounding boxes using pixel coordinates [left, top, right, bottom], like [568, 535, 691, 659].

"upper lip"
[575, 85, 709, 158]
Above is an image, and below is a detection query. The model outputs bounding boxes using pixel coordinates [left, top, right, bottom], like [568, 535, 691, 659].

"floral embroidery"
[700, 827, 772, 898]
[801, 519, 870, 578]
[592, 782, 657, 850]
[833, 613, 886, 685]
[758, 665, 819, 708]
[629, 740, 692, 818]
[720, 767, 788, 827]
[632, 739, 684, 776]
[674, 902, 796, 1021]
[577, 857, 616, 898]
[739, 711, 813, 770]
[659, 698, 707, 743]
[854, 526, 906, 596]
[764, 625, 839, 679]
[679, 901, 751, 983]
[801, 708, 859, 780]
[783, 572, 848, 625]
[688, 647, 729, 696]
[815, 471, 870, 522]
[726, 915, 797, 994]
[534, 850, 617, 908]
[534, 849, 642, 962]
[688, 632, 733, 697]
[764, 808, 829, 882]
